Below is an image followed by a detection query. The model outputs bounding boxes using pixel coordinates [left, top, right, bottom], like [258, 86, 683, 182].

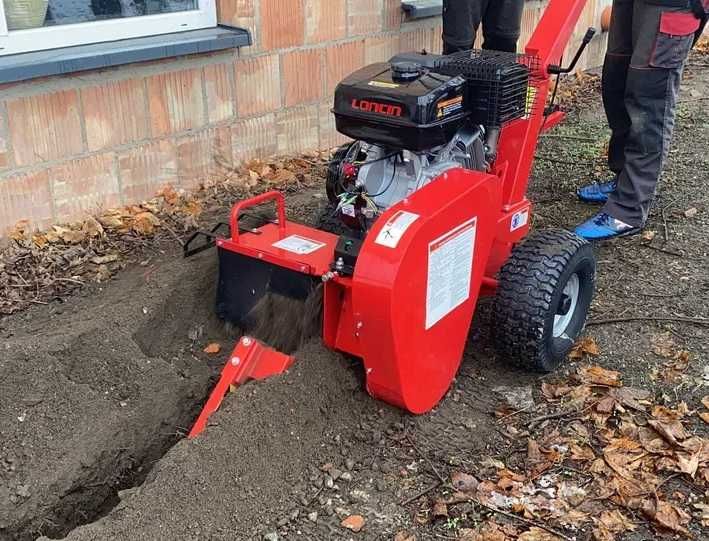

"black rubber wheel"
[492, 228, 596, 372]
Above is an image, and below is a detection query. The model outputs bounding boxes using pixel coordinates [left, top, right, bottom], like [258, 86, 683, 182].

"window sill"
[0, 25, 251, 84]
[401, 0, 443, 20]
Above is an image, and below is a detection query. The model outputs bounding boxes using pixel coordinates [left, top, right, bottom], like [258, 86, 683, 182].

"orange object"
[601, 6, 612, 32]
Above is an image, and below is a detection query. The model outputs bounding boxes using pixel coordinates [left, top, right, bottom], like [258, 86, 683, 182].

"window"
[0, 0, 216, 56]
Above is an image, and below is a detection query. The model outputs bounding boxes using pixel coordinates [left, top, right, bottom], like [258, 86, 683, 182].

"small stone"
[349, 489, 369, 503]
[16, 484, 30, 498]
[340, 472, 353, 482]
[341, 515, 365, 533]
[307, 511, 318, 523]
[277, 516, 289, 527]
[376, 479, 387, 492]
[330, 468, 343, 481]
[289, 509, 300, 521]
[264, 533, 280, 541]
[345, 459, 355, 471]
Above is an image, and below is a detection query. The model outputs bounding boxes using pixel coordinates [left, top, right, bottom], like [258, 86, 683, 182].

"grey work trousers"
[602, 0, 700, 227]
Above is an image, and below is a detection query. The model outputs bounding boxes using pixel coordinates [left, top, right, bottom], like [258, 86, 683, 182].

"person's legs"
[602, 0, 698, 227]
[577, 0, 699, 239]
[577, 0, 634, 204]
[604, 0, 635, 178]
[442, 0, 484, 54]
[481, 0, 524, 52]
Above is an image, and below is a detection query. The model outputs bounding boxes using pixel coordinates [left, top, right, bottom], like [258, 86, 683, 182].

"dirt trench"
[0, 252, 226, 540]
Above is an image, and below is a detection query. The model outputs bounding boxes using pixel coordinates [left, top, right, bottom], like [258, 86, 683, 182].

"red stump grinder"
[188, 0, 598, 438]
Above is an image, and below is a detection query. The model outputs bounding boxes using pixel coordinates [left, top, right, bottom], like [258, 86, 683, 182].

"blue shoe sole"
[576, 227, 641, 242]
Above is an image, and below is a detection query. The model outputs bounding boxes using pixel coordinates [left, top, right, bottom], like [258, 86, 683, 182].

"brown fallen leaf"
[569, 337, 600, 359]
[699, 412, 709, 424]
[340, 514, 365, 532]
[131, 211, 161, 235]
[642, 499, 691, 535]
[676, 451, 700, 478]
[203, 343, 221, 354]
[578, 365, 622, 387]
[394, 531, 416, 541]
[541, 382, 572, 399]
[702, 396, 709, 410]
[611, 387, 651, 411]
[82, 216, 105, 238]
[517, 527, 559, 541]
[432, 500, 448, 519]
[648, 419, 689, 447]
[91, 254, 119, 265]
[451, 471, 479, 493]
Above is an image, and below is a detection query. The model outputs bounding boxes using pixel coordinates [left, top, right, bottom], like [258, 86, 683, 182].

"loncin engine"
[328, 50, 531, 231]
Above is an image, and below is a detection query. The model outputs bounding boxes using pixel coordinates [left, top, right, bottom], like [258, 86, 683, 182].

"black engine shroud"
[333, 51, 530, 151]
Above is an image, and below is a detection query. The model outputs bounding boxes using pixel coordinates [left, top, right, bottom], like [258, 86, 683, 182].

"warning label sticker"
[272, 235, 326, 255]
[436, 95, 464, 119]
[375, 211, 420, 248]
[369, 80, 400, 89]
[425, 218, 477, 330]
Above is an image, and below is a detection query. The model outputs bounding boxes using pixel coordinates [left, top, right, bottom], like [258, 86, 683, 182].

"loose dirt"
[1, 52, 707, 541]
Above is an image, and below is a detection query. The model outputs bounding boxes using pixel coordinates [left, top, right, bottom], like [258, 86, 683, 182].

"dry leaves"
[340, 514, 365, 532]
[203, 343, 221, 354]
[1, 153, 327, 316]
[424, 361, 707, 539]
[577, 365, 622, 387]
[569, 337, 600, 359]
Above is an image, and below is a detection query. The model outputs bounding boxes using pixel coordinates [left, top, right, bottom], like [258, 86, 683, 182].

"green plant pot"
[5, 0, 49, 30]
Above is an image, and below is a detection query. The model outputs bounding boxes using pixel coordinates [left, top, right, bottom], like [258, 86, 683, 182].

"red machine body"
[191, 0, 592, 432]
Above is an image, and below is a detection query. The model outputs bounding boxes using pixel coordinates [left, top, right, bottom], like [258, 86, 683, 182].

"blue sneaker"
[577, 179, 617, 204]
[575, 212, 640, 241]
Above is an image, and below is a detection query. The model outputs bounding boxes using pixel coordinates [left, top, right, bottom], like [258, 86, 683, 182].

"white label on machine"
[341, 204, 356, 217]
[272, 235, 326, 255]
[425, 218, 477, 330]
[510, 209, 529, 232]
[375, 211, 420, 248]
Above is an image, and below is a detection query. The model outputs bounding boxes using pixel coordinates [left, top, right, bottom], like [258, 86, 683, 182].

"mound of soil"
[0, 253, 220, 540]
[57, 341, 397, 540]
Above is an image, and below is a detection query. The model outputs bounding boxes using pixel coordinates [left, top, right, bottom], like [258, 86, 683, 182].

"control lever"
[547, 28, 597, 75]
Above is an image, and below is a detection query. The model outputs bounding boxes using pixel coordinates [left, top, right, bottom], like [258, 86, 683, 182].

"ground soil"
[1, 53, 707, 541]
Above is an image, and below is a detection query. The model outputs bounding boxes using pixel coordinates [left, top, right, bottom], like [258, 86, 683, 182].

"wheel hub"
[553, 273, 580, 338]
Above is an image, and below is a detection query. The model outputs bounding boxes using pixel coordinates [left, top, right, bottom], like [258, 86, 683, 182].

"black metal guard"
[183, 211, 276, 258]
[183, 222, 231, 258]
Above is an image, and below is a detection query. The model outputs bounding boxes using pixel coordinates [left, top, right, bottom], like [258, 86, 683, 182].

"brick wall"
[0, 0, 608, 235]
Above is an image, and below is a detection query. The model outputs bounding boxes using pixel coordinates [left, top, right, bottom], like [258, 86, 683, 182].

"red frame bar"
[230, 190, 287, 243]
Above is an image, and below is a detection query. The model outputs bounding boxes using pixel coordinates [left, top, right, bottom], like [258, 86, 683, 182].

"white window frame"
[0, 0, 216, 56]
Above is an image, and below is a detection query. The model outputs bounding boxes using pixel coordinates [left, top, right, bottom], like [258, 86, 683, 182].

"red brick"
[146, 69, 205, 137]
[348, 0, 383, 36]
[281, 49, 323, 107]
[81, 78, 148, 152]
[203, 64, 235, 123]
[318, 100, 349, 150]
[217, 0, 254, 24]
[234, 55, 281, 117]
[261, 0, 305, 50]
[276, 105, 319, 155]
[365, 35, 400, 64]
[305, 0, 347, 44]
[118, 139, 178, 204]
[0, 132, 9, 170]
[400, 27, 437, 53]
[6, 89, 84, 166]
[0, 170, 54, 233]
[383, 0, 403, 30]
[49, 153, 121, 223]
[232, 114, 278, 161]
[177, 127, 233, 189]
[325, 40, 365, 96]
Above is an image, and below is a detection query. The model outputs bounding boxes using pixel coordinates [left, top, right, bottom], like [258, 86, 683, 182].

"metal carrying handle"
[230, 191, 287, 242]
